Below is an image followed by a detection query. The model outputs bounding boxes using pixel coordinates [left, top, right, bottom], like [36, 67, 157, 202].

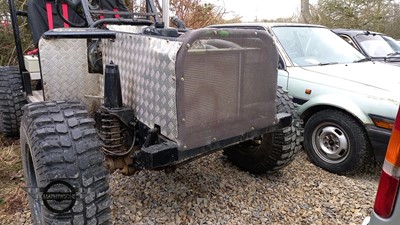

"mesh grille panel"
[183, 52, 239, 129]
[176, 30, 278, 150]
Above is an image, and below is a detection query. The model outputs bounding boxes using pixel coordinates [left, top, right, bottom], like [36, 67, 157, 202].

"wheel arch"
[299, 96, 372, 127]
[299, 99, 375, 155]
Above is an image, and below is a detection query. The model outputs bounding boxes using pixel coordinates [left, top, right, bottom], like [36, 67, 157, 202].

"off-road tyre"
[0, 66, 28, 137]
[276, 87, 304, 153]
[304, 109, 371, 175]
[20, 101, 111, 224]
[223, 86, 303, 174]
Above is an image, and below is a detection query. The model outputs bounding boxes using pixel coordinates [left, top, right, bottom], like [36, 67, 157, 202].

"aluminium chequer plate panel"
[39, 38, 102, 113]
[102, 33, 182, 141]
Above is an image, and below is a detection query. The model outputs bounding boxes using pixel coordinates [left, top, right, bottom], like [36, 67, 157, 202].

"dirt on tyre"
[223, 86, 303, 174]
[304, 109, 371, 175]
[0, 66, 27, 137]
[20, 101, 111, 224]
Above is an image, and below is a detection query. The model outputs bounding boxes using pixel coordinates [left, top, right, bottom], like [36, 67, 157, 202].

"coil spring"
[99, 111, 129, 156]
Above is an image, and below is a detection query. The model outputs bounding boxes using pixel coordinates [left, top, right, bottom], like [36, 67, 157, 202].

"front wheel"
[223, 86, 303, 174]
[304, 109, 371, 174]
[20, 101, 111, 224]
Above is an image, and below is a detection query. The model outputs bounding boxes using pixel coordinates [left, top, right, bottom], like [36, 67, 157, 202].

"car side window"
[340, 34, 358, 50]
[278, 55, 285, 70]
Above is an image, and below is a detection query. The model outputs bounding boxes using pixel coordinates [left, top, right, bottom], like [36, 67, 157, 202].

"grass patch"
[0, 135, 27, 222]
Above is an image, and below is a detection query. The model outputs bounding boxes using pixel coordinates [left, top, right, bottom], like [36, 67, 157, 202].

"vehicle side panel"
[39, 37, 102, 113]
[102, 32, 182, 141]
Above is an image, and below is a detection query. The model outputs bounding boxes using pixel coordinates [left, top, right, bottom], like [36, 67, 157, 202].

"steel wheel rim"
[311, 122, 350, 164]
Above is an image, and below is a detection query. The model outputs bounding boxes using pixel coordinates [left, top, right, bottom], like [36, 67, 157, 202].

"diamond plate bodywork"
[102, 29, 278, 150]
[38, 27, 278, 152]
[39, 38, 102, 113]
[107, 25, 145, 33]
[102, 33, 182, 141]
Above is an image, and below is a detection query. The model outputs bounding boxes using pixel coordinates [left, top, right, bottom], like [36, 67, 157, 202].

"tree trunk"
[301, 0, 312, 23]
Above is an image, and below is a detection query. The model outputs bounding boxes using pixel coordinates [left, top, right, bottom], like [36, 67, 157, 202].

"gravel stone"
[4, 151, 381, 224]
[106, 151, 380, 224]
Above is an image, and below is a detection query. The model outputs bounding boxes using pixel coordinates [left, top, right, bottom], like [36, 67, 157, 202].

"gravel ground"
[6, 151, 381, 225]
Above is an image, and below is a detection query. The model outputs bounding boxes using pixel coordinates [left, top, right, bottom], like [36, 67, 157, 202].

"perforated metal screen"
[175, 29, 278, 150]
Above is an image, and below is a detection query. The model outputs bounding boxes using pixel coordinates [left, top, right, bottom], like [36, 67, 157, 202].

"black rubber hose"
[171, 16, 186, 29]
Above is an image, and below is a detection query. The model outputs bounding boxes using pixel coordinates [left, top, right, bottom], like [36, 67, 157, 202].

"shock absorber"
[96, 62, 136, 175]
[104, 61, 123, 109]
[98, 109, 128, 155]
[98, 62, 131, 156]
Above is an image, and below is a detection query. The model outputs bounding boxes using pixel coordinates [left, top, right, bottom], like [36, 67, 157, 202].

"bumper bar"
[137, 112, 292, 169]
[366, 125, 391, 163]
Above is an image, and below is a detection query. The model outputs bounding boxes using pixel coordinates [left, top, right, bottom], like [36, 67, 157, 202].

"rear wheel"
[304, 109, 371, 174]
[20, 101, 111, 224]
[223, 86, 303, 174]
[0, 66, 27, 137]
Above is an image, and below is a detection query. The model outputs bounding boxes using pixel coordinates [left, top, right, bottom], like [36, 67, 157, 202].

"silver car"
[210, 23, 400, 174]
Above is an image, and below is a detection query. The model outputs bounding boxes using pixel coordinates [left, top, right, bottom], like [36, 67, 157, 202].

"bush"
[0, 0, 34, 66]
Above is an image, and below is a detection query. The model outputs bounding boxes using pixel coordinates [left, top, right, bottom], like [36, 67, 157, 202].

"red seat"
[45, 2, 70, 29]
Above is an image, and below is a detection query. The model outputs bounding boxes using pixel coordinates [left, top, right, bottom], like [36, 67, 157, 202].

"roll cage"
[7, 0, 163, 96]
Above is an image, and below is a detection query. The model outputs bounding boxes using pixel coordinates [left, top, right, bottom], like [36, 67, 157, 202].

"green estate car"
[210, 23, 400, 174]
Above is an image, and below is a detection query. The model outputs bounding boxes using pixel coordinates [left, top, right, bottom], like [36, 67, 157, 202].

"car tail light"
[386, 121, 400, 167]
[374, 170, 399, 218]
[373, 107, 400, 218]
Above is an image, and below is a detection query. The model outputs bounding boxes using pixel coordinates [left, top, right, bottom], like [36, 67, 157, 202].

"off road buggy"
[4, 0, 303, 223]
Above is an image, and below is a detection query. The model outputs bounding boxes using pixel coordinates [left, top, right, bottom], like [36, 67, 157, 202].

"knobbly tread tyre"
[223, 86, 303, 174]
[0, 66, 28, 137]
[276, 86, 304, 154]
[20, 101, 111, 224]
[304, 109, 370, 175]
